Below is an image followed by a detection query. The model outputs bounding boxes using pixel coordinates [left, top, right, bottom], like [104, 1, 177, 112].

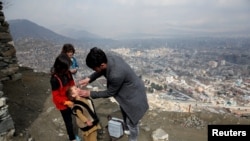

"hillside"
[3, 67, 250, 141]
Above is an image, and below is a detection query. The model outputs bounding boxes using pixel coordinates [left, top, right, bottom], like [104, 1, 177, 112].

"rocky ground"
[2, 67, 250, 141]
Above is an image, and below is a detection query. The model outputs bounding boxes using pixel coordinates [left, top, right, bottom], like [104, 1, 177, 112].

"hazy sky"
[4, 0, 250, 38]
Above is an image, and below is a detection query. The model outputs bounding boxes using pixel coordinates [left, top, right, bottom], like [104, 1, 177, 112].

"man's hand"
[78, 77, 90, 86]
[79, 89, 90, 97]
[70, 69, 77, 74]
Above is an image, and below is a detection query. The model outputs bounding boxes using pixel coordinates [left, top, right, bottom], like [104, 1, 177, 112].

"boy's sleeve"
[75, 58, 79, 68]
[73, 57, 79, 68]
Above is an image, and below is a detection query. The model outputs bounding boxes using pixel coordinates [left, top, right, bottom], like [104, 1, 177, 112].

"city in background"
[14, 32, 250, 117]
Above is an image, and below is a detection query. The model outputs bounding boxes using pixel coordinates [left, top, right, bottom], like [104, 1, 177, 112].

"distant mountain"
[8, 19, 76, 43]
[55, 28, 102, 40]
[8, 19, 116, 45]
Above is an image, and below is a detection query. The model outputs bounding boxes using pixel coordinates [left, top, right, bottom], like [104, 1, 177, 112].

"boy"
[66, 86, 101, 141]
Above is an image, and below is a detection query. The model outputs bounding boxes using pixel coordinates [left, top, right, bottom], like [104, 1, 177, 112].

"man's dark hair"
[86, 47, 107, 69]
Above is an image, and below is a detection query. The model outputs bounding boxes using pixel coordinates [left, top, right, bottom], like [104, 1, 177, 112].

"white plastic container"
[108, 117, 124, 138]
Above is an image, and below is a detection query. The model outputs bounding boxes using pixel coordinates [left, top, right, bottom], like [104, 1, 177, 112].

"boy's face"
[71, 86, 80, 97]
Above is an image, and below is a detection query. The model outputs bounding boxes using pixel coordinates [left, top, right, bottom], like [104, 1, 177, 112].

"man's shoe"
[124, 130, 130, 135]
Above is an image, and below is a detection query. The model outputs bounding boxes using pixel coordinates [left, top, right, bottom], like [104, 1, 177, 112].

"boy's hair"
[66, 86, 75, 101]
[86, 47, 107, 69]
[61, 43, 75, 54]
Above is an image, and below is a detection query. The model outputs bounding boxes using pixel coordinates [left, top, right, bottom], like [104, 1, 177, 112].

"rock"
[152, 128, 169, 141]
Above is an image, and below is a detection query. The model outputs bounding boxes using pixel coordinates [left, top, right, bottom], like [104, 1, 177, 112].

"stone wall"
[0, 1, 22, 140]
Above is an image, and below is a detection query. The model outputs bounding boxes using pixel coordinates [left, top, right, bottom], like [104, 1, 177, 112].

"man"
[79, 47, 149, 141]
